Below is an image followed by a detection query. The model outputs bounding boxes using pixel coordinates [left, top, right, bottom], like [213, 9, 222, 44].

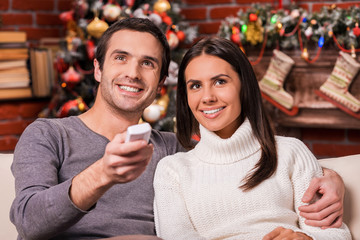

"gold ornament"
[245, 20, 264, 46]
[154, 0, 171, 13]
[86, 17, 109, 39]
[156, 94, 170, 116]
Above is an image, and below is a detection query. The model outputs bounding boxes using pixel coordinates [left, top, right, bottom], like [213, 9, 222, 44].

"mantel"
[249, 47, 360, 129]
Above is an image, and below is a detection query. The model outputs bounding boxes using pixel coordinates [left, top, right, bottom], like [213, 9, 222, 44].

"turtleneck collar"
[193, 118, 261, 165]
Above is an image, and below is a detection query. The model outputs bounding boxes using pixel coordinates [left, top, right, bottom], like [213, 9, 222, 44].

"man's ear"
[94, 59, 102, 83]
[157, 77, 166, 93]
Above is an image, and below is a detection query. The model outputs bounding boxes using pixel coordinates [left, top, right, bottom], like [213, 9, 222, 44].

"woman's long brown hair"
[176, 37, 277, 191]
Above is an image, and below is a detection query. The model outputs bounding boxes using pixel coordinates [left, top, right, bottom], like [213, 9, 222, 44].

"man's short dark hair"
[95, 17, 170, 81]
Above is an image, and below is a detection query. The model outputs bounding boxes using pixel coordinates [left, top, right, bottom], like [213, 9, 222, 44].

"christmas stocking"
[315, 51, 360, 119]
[258, 49, 298, 116]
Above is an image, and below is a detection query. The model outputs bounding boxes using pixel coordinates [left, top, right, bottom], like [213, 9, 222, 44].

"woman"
[153, 37, 351, 239]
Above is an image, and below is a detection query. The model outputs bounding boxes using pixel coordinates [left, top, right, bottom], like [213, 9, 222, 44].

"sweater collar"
[193, 119, 261, 164]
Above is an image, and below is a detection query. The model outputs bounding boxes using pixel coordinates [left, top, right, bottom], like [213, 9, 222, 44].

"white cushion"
[319, 154, 360, 240]
[0, 154, 17, 239]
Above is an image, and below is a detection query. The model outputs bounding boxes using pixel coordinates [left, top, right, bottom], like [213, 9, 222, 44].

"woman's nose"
[201, 88, 216, 103]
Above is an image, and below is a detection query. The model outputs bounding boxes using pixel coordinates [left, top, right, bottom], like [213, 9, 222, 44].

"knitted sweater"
[153, 119, 351, 240]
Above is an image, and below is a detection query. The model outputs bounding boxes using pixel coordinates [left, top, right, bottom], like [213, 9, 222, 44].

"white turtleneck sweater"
[153, 119, 351, 240]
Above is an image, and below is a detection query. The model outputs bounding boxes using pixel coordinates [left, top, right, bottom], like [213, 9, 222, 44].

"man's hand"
[262, 227, 312, 240]
[70, 132, 153, 211]
[299, 168, 344, 229]
[101, 133, 153, 184]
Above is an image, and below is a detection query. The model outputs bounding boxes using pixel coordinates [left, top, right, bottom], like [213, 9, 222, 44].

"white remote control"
[125, 122, 151, 143]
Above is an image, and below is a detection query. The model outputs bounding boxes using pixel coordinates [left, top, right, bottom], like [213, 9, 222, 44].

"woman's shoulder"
[157, 150, 194, 171]
[275, 135, 308, 152]
[275, 135, 318, 169]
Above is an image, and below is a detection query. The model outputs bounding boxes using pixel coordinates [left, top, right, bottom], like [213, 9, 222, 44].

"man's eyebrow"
[109, 49, 160, 65]
[143, 55, 160, 65]
[110, 49, 129, 56]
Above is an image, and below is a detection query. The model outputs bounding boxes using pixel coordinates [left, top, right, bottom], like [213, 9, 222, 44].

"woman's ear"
[93, 59, 102, 83]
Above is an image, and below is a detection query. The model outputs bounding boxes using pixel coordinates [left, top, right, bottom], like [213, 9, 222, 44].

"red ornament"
[59, 10, 74, 23]
[232, 26, 240, 34]
[56, 98, 88, 118]
[230, 33, 240, 44]
[162, 15, 173, 26]
[86, 39, 96, 60]
[61, 66, 82, 88]
[249, 13, 258, 22]
[54, 56, 69, 73]
[279, 28, 285, 36]
[160, 85, 167, 96]
[126, 0, 135, 7]
[353, 26, 360, 37]
[176, 30, 185, 42]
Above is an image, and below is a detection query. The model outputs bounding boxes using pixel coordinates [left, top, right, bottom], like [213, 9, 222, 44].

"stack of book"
[0, 31, 32, 100]
[29, 38, 59, 98]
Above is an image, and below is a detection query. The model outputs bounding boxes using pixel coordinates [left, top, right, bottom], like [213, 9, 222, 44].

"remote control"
[125, 122, 151, 143]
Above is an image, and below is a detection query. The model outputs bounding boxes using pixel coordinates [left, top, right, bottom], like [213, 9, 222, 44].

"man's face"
[94, 29, 164, 115]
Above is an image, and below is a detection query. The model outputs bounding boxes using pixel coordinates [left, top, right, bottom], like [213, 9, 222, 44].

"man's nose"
[126, 60, 140, 80]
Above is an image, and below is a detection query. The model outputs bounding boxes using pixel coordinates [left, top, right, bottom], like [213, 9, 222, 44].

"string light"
[270, 15, 277, 24]
[222, 5, 360, 64]
[318, 36, 325, 48]
[241, 24, 248, 33]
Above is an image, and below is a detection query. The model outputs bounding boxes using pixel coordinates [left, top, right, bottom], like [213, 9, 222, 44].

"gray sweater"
[10, 116, 184, 240]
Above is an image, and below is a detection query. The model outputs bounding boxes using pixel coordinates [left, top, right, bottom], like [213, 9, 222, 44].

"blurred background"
[0, 0, 360, 158]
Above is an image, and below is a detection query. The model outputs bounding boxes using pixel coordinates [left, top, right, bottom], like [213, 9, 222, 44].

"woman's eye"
[215, 79, 226, 85]
[190, 83, 201, 89]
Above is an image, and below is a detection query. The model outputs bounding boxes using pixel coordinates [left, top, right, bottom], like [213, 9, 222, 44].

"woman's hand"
[262, 227, 312, 240]
[299, 168, 344, 228]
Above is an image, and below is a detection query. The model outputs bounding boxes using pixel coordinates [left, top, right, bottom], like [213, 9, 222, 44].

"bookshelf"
[0, 32, 57, 101]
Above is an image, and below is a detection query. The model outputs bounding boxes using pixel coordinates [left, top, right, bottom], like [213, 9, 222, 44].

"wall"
[0, 100, 48, 152]
[1, 0, 360, 157]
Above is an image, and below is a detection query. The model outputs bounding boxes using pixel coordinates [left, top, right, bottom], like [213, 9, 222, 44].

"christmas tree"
[41, 0, 197, 132]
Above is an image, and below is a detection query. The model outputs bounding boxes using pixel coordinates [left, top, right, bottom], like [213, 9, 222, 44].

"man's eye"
[115, 55, 126, 61]
[143, 61, 154, 68]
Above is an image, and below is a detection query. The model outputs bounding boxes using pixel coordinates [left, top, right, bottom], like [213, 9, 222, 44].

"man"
[10, 18, 344, 240]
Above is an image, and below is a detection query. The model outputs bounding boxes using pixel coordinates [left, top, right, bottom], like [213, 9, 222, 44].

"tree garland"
[218, 3, 360, 64]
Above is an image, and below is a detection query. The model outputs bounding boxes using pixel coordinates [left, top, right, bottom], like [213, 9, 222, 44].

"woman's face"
[185, 54, 242, 139]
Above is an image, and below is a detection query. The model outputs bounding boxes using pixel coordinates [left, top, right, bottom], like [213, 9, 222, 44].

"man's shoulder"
[30, 116, 79, 128]
[22, 116, 84, 141]
[150, 129, 177, 146]
[151, 129, 176, 140]
[150, 129, 186, 156]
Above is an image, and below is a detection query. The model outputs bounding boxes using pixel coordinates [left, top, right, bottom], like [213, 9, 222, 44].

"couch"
[1, 153, 359, 240]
